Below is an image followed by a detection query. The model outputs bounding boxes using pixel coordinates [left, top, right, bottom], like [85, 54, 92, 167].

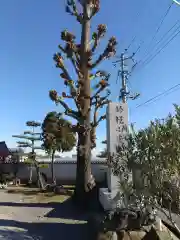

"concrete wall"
[0, 161, 108, 184]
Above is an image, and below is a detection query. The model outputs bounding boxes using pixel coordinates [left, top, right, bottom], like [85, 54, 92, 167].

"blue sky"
[1, 0, 180, 156]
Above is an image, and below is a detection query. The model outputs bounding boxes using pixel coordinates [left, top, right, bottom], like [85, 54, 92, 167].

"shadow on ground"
[0, 198, 92, 221]
[7, 189, 40, 196]
[0, 219, 87, 240]
[7, 188, 73, 197]
[2, 185, 104, 221]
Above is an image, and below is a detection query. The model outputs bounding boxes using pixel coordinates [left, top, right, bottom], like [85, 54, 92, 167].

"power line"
[134, 22, 180, 73]
[140, 27, 180, 68]
[141, 2, 174, 59]
[135, 83, 180, 109]
[126, 0, 145, 51]
[140, 19, 180, 65]
[126, 36, 136, 52]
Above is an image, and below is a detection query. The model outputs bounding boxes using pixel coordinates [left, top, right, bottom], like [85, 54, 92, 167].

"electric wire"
[126, 36, 136, 51]
[140, 19, 180, 66]
[140, 27, 180, 69]
[136, 83, 180, 109]
[134, 41, 144, 55]
[141, 2, 174, 60]
[131, 5, 176, 74]
[133, 22, 180, 75]
[126, 0, 145, 52]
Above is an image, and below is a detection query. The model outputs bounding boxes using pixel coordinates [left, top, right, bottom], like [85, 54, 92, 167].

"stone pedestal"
[99, 188, 117, 211]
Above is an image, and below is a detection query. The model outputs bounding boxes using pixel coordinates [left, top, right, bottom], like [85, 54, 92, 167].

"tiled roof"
[37, 160, 107, 164]
[5, 159, 107, 165]
[0, 141, 11, 158]
[35, 157, 107, 164]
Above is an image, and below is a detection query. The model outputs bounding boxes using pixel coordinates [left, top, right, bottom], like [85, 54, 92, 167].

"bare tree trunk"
[35, 163, 45, 190]
[51, 150, 56, 184]
[29, 140, 34, 185]
[28, 164, 33, 184]
[74, 2, 95, 205]
[75, 133, 92, 204]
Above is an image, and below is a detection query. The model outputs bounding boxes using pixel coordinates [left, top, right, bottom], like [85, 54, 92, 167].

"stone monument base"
[99, 188, 123, 211]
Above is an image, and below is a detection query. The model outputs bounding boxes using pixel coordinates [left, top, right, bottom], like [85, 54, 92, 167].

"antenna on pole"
[113, 49, 140, 103]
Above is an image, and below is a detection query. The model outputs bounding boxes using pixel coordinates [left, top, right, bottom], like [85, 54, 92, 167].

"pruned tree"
[97, 139, 107, 158]
[10, 148, 24, 181]
[12, 120, 44, 188]
[41, 111, 76, 184]
[102, 140, 107, 144]
[97, 148, 107, 158]
[111, 105, 180, 234]
[48, 0, 117, 203]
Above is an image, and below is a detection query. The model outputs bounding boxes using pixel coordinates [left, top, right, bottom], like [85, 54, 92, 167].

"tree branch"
[58, 44, 66, 54]
[90, 37, 117, 69]
[91, 85, 109, 100]
[91, 24, 107, 53]
[91, 73, 110, 100]
[84, 0, 100, 20]
[49, 90, 80, 120]
[70, 54, 80, 76]
[59, 42, 80, 76]
[92, 98, 109, 127]
[96, 114, 106, 126]
[58, 98, 80, 120]
[66, 0, 83, 23]
[53, 52, 80, 108]
[91, 88, 111, 104]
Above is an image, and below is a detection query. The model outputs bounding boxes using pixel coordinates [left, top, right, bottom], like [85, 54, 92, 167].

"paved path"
[0, 191, 87, 240]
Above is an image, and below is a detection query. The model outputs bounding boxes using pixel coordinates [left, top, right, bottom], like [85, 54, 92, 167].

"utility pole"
[113, 50, 140, 103]
[120, 53, 127, 103]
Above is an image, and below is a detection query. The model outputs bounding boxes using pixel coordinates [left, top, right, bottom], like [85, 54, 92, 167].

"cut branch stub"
[91, 24, 107, 53]
[60, 72, 69, 80]
[90, 36, 118, 69]
[53, 53, 64, 68]
[61, 30, 75, 42]
[86, 0, 100, 18]
[49, 90, 58, 102]
[66, 0, 83, 23]
[97, 24, 107, 38]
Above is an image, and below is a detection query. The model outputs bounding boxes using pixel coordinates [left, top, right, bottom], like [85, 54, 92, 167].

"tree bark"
[74, 133, 92, 204]
[28, 140, 34, 185]
[28, 164, 33, 184]
[51, 150, 56, 184]
[74, 2, 95, 205]
[35, 163, 45, 190]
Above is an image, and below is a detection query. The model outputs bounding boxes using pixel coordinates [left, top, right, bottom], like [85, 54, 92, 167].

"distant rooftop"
[0, 141, 11, 158]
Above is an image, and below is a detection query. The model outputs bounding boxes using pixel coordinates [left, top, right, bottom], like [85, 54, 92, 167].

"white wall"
[13, 160, 108, 184]
[40, 162, 108, 183]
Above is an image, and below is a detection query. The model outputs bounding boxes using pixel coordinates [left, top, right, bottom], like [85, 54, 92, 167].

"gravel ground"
[1, 189, 180, 239]
[0, 190, 87, 240]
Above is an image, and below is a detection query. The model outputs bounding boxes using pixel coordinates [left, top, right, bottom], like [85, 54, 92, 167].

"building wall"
[0, 160, 108, 184]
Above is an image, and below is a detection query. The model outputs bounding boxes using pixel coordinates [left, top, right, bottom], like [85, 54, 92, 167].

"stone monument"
[99, 102, 128, 211]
